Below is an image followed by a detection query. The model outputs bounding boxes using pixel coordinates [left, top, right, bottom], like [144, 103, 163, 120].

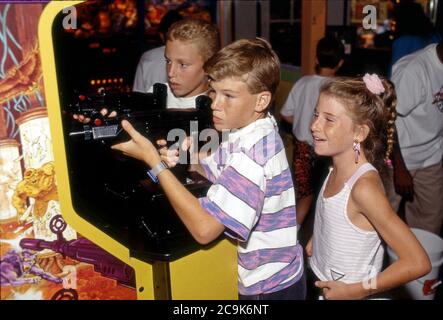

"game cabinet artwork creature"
[0, 1, 136, 300]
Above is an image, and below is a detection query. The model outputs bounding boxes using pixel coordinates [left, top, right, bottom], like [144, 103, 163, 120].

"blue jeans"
[238, 272, 306, 300]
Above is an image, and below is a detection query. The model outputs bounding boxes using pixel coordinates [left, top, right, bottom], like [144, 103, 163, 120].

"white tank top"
[310, 163, 384, 284]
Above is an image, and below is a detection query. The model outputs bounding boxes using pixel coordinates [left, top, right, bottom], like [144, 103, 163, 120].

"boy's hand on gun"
[111, 120, 160, 167]
[72, 108, 118, 124]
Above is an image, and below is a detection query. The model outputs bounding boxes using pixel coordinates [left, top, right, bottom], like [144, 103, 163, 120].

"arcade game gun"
[67, 83, 213, 182]
[20, 215, 136, 287]
[69, 94, 212, 147]
[64, 84, 215, 262]
[68, 82, 167, 125]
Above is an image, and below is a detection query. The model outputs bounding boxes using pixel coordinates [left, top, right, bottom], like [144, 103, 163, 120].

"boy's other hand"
[111, 120, 159, 166]
[157, 139, 180, 168]
[157, 137, 194, 168]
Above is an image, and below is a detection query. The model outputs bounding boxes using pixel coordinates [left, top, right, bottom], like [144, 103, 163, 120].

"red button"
[94, 118, 102, 126]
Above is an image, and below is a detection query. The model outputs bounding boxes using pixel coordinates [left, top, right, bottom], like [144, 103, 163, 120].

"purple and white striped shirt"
[199, 115, 304, 295]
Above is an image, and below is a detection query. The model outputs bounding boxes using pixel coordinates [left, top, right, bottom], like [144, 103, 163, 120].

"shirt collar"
[225, 113, 277, 145]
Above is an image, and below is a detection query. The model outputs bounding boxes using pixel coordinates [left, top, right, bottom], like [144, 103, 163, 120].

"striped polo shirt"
[198, 115, 304, 295]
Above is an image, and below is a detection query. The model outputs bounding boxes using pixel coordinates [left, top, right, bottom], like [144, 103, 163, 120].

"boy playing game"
[112, 38, 305, 299]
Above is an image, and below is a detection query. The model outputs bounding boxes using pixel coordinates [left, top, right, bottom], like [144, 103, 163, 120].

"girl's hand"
[111, 120, 160, 167]
[315, 280, 363, 300]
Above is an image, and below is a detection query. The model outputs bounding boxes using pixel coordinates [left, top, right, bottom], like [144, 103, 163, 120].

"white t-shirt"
[280, 75, 327, 146]
[148, 82, 203, 109]
[132, 46, 167, 93]
[391, 43, 443, 170]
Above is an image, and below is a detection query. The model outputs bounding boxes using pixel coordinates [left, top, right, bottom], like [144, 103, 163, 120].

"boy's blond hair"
[204, 38, 280, 96]
[166, 18, 220, 63]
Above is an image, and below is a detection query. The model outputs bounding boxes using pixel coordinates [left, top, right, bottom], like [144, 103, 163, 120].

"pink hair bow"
[363, 73, 385, 95]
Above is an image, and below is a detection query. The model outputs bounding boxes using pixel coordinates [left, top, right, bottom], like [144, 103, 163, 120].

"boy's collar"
[225, 113, 276, 143]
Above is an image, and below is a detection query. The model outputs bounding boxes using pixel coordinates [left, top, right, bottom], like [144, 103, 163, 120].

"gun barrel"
[20, 238, 57, 252]
[20, 237, 135, 287]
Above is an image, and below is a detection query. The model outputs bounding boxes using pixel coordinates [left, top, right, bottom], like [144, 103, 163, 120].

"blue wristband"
[147, 170, 159, 184]
[147, 161, 168, 184]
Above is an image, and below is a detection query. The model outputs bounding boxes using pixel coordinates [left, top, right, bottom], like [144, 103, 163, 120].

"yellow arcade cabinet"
[39, 1, 237, 300]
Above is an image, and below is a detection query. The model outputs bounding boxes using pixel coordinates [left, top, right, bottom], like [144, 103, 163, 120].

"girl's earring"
[353, 140, 361, 164]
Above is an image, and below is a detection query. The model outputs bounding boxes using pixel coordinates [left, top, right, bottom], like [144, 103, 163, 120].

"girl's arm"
[354, 175, 430, 298]
[320, 174, 431, 300]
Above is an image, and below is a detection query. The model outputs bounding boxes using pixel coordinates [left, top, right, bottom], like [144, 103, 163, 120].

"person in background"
[132, 9, 183, 93]
[389, 0, 441, 73]
[74, 18, 220, 122]
[146, 18, 219, 109]
[387, 41, 443, 236]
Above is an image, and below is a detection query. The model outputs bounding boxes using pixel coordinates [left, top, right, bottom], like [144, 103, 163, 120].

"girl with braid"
[306, 74, 431, 299]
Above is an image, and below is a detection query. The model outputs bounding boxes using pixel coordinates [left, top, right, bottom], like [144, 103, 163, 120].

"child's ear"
[255, 91, 272, 113]
[355, 124, 370, 142]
